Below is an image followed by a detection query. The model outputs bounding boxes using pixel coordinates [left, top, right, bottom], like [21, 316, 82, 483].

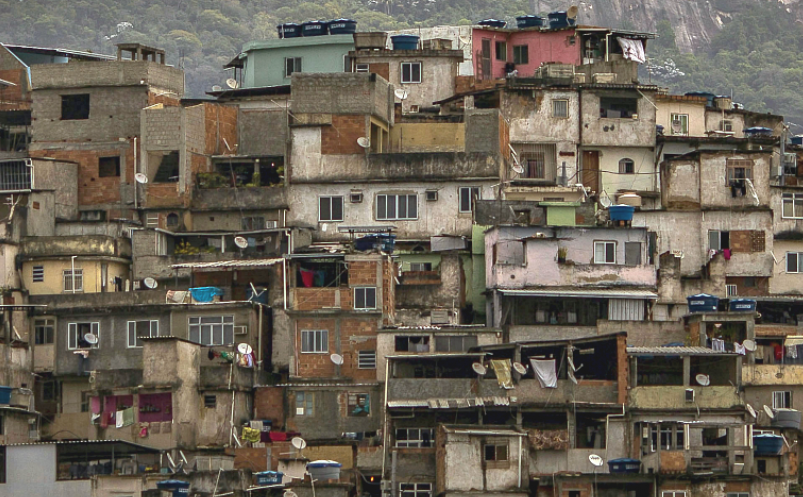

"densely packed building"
[0, 13, 801, 497]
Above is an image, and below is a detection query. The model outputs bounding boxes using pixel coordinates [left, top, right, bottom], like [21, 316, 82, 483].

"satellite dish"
[695, 374, 710, 386]
[357, 137, 370, 148]
[135, 173, 148, 184]
[764, 405, 775, 419]
[143, 277, 158, 289]
[394, 88, 409, 100]
[211, 85, 223, 91]
[598, 191, 612, 208]
[84, 333, 98, 345]
[226, 78, 239, 89]
[472, 362, 487, 375]
[234, 236, 249, 249]
[291, 436, 307, 450]
[237, 343, 253, 355]
[743, 339, 757, 352]
[588, 454, 604, 467]
[284, 491, 299, 497]
[567, 5, 579, 19]
[512, 362, 527, 375]
[747, 404, 758, 419]
[511, 158, 525, 175]
[671, 119, 682, 133]
[330, 353, 344, 365]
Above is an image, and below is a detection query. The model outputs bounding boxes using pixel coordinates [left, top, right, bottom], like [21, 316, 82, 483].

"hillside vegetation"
[1, 0, 802, 124]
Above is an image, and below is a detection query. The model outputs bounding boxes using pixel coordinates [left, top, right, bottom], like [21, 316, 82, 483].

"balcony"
[628, 386, 742, 409]
[743, 364, 803, 386]
[398, 270, 441, 286]
[21, 235, 131, 259]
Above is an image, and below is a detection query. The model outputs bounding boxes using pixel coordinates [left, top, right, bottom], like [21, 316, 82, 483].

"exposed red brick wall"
[232, 447, 270, 472]
[616, 334, 627, 405]
[204, 103, 238, 156]
[321, 115, 366, 155]
[148, 93, 180, 107]
[0, 69, 29, 111]
[730, 230, 765, 253]
[369, 63, 389, 82]
[254, 386, 285, 429]
[296, 317, 337, 377]
[339, 318, 377, 380]
[349, 261, 377, 285]
[145, 183, 183, 208]
[726, 276, 769, 297]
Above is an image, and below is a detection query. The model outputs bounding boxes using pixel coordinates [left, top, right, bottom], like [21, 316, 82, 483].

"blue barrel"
[745, 126, 772, 137]
[548, 11, 569, 29]
[328, 19, 357, 35]
[687, 293, 719, 313]
[754, 434, 784, 456]
[156, 480, 190, 497]
[390, 34, 420, 50]
[609, 204, 635, 221]
[277, 23, 301, 38]
[608, 458, 641, 474]
[301, 21, 328, 37]
[0, 386, 11, 404]
[729, 298, 756, 312]
[516, 15, 545, 28]
[255, 471, 284, 485]
[791, 135, 803, 145]
[478, 19, 507, 28]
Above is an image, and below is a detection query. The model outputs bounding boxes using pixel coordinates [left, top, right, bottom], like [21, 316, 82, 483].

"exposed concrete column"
[682, 356, 690, 387]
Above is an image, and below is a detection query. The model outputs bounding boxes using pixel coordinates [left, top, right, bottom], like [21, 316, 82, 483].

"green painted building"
[238, 35, 355, 88]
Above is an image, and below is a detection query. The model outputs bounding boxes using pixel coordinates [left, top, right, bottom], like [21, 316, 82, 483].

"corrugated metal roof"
[0, 78, 16, 87]
[2, 439, 160, 452]
[447, 428, 526, 436]
[500, 288, 657, 299]
[385, 352, 488, 360]
[627, 346, 739, 356]
[274, 382, 380, 388]
[388, 396, 516, 409]
[171, 258, 283, 269]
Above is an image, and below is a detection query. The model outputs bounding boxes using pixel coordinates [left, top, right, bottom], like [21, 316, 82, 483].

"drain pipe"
[605, 404, 626, 461]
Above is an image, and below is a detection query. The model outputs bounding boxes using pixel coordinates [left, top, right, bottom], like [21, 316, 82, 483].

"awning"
[627, 346, 738, 356]
[171, 258, 282, 270]
[499, 288, 657, 299]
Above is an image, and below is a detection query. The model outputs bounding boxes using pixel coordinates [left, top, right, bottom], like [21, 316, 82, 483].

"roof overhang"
[499, 288, 657, 299]
[170, 258, 283, 270]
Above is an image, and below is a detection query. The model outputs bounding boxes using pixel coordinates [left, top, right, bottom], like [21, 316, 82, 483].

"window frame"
[204, 395, 217, 408]
[354, 287, 377, 310]
[619, 158, 635, 174]
[358, 350, 377, 369]
[285, 57, 302, 78]
[98, 156, 121, 178]
[32, 265, 44, 283]
[662, 492, 687, 497]
[295, 391, 314, 416]
[318, 196, 344, 222]
[396, 428, 435, 448]
[458, 186, 481, 213]
[773, 390, 791, 409]
[495, 41, 507, 61]
[552, 99, 569, 118]
[782, 193, 803, 219]
[376, 193, 418, 221]
[483, 442, 509, 462]
[61, 94, 90, 120]
[188, 316, 235, 346]
[400, 483, 432, 497]
[708, 230, 730, 251]
[670, 113, 689, 135]
[400, 62, 422, 84]
[720, 119, 734, 132]
[726, 159, 754, 186]
[512, 45, 529, 65]
[67, 322, 100, 350]
[355, 63, 369, 73]
[593, 241, 617, 265]
[347, 392, 370, 417]
[300, 329, 329, 354]
[34, 318, 55, 345]
[63, 269, 83, 293]
[787, 252, 803, 274]
[127, 320, 159, 348]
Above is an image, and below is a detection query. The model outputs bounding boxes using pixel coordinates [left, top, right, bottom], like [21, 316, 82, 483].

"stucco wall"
[1, 445, 90, 497]
[21, 258, 129, 295]
[580, 89, 657, 147]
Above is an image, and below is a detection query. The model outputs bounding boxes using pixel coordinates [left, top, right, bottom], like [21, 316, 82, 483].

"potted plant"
[557, 247, 568, 264]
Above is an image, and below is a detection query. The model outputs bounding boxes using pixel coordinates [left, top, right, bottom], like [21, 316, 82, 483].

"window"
[347, 393, 370, 416]
[662, 493, 686, 497]
[32, 265, 44, 283]
[67, 322, 99, 350]
[153, 151, 179, 183]
[396, 428, 434, 448]
[552, 99, 569, 118]
[188, 316, 234, 346]
[350, 192, 363, 203]
[721, 119, 734, 132]
[34, 318, 54, 345]
[354, 287, 377, 310]
[709, 230, 730, 251]
[295, 392, 314, 416]
[301, 330, 328, 353]
[80, 392, 90, 413]
[726, 158, 753, 187]
[0, 159, 33, 191]
[376, 194, 417, 220]
[484, 443, 508, 461]
[782, 193, 803, 219]
[726, 493, 749, 497]
[355, 63, 369, 73]
[400, 62, 422, 84]
[435, 335, 478, 352]
[395, 336, 429, 352]
[773, 391, 791, 409]
[285, 57, 302, 78]
[204, 395, 216, 408]
[600, 97, 638, 119]
[594, 241, 616, 264]
[649, 423, 685, 451]
[787, 253, 803, 273]
[726, 284, 738, 297]
[63, 269, 83, 292]
[459, 187, 481, 213]
[358, 350, 376, 369]
[61, 94, 90, 120]
[400, 483, 432, 497]
[0, 446, 5, 484]
[425, 190, 438, 201]
[127, 320, 159, 348]
[319, 196, 344, 222]
[98, 156, 120, 177]
[513, 45, 529, 64]
[624, 241, 642, 266]
[409, 262, 433, 271]
[166, 213, 179, 227]
[495, 41, 507, 61]
[670, 113, 689, 135]
[241, 216, 265, 231]
[619, 158, 635, 174]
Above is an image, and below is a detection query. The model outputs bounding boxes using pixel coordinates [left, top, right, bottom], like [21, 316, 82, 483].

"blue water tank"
[255, 471, 284, 485]
[277, 23, 301, 38]
[687, 293, 719, 313]
[328, 19, 357, 35]
[478, 19, 507, 28]
[745, 126, 772, 137]
[791, 135, 803, 145]
[609, 204, 635, 221]
[301, 21, 328, 37]
[729, 298, 756, 312]
[156, 480, 190, 497]
[754, 434, 784, 456]
[390, 34, 420, 50]
[516, 15, 545, 28]
[608, 458, 641, 474]
[548, 11, 569, 29]
[684, 91, 716, 106]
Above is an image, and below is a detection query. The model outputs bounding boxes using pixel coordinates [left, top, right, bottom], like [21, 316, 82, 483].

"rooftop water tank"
[745, 126, 772, 137]
[0, 386, 12, 405]
[687, 293, 719, 313]
[516, 15, 544, 28]
[307, 460, 342, 481]
[791, 135, 803, 146]
[478, 19, 507, 28]
[729, 298, 756, 312]
[277, 23, 301, 39]
[353, 32, 388, 50]
[753, 434, 784, 456]
[617, 192, 642, 207]
[608, 458, 641, 474]
[328, 19, 357, 35]
[548, 11, 569, 29]
[609, 204, 635, 221]
[301, 21, 328, 37]
[390, 34, 420, 50]
[772, 408, 802, 430]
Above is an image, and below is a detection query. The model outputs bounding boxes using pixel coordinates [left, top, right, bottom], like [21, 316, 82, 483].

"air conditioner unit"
[234, 325, 248, 335]
[265, 220, 278, 229]
[350, 192, 364, 203]
[425, 190, 438, 201]
[685, 389, 695, 403]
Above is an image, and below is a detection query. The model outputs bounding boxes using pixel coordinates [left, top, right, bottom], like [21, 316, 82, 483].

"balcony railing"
[399, 270, 441, 286]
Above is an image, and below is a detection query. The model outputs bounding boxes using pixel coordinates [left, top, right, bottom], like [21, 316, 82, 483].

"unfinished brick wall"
[321, 115, 367, 155]
[204, 103, 238, 156]
[348, 260, 378, 285]
[144, 183, 183, 208]
[369, 63, 390, 81]
[254, 386, 285, 429]
[295, 317, 337, 377]
[729, 230, 765, 253]
[726, 276, 769, 296]
[338, 318, 378, 381]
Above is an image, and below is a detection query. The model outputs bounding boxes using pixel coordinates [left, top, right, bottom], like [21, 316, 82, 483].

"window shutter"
[68, 323, 77, 349]
[788, 253, 799, 273]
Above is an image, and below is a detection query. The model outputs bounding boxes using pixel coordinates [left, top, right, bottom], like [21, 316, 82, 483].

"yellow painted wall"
[598, 147, 656, 194]
[628, 386, 741, 409]
[22, 259, 129, 295]
[389, 122, 465, 153]
[656, 100, 706, 137]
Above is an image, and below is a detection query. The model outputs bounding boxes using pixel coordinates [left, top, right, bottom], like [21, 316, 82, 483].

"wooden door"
[582, 150, 600, 193]
[480, 39, 492, 80]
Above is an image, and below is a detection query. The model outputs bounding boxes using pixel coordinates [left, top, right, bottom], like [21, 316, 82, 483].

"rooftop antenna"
[764, 405, 775, 421]
[588, 454, 604, 467]
[394, 88, 408, 100]
[211, 85, 223, 92]
[291, 436, 307, 450]
[747, 404, 758, 419]
[743, 339, 757, 352]
[508, 144, 524, 174]
[512, 361, 527, 375]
